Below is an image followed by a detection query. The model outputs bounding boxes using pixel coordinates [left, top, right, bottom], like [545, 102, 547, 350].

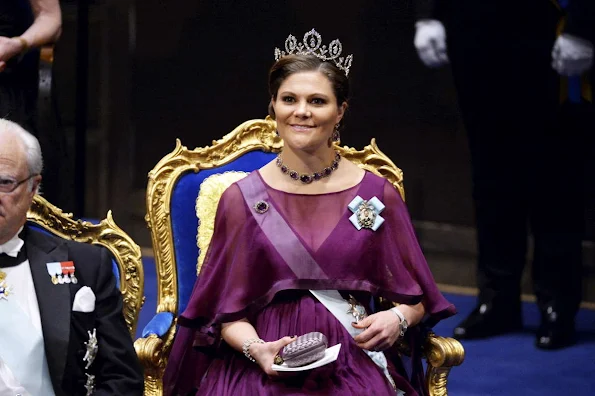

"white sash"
[310, 290, 404, 395]
[0, 299, 55, 396]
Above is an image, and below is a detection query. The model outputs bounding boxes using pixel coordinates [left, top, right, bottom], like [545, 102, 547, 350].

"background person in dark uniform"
[0, 0, 61, 131]
[413, 0, 594, 349]
[0, 0, 69, 210]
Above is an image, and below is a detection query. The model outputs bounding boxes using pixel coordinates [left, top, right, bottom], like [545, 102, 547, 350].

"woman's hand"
[250, 336, 297, 376]
[352, 311, 401, 351]
[0, 37, 26, 72]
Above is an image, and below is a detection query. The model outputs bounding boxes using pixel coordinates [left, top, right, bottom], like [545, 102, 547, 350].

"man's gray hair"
[0, 119, 43, 191]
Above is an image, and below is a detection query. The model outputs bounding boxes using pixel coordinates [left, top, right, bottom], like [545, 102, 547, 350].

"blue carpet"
[432, 294, 595, 395]
[137, 257, 595, 394]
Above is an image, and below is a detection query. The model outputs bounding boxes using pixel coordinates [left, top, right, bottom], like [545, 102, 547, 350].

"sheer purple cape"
[164, 171, 456, 395]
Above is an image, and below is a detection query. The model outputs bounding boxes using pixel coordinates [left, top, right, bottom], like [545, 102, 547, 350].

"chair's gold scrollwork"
[425, 332, 466, 396]
[27, 195, 144, 337]
[141, 117, 464, 396]
[337, 139, 405, 201]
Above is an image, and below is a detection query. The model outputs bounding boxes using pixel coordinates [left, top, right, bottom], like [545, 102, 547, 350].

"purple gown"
[164, 171, 456, 396]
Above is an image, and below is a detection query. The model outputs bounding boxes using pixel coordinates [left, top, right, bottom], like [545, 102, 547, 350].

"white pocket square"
[73, 286, 96, 313]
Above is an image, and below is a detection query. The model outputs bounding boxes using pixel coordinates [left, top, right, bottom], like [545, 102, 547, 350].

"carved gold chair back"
[26, 195, 144, 336]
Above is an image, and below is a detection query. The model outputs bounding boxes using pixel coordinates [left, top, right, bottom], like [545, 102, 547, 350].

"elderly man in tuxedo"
[0, 118, 143, 395]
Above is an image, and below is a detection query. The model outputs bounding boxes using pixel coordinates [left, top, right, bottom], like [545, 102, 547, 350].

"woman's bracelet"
[12, 37, 30, 53]
[389, 307, 409, 336]
[242, 338, 265, 362]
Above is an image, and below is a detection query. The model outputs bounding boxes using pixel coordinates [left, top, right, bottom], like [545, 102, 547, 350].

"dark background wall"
[50, 0, 592, 258]
[127, 0, 472, 229]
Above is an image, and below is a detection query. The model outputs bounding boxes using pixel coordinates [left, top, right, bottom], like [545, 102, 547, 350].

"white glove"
[414, 19, 449, 68]
[551, 33, 594, 76]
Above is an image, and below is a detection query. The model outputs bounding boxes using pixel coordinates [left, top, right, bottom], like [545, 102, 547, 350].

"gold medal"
[0, 271, 11, 300]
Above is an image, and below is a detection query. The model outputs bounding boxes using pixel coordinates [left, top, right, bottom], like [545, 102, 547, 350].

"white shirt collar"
[0, 226, 24, 257]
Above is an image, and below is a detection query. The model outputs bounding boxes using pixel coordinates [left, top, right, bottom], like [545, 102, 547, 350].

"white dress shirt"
[0, 230, 53, 396]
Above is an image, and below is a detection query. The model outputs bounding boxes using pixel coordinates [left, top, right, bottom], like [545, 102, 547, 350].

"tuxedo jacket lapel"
[25, 227, 71, 395]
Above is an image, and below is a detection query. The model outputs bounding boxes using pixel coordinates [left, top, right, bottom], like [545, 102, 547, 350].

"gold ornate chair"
[137, 117, 464, 396]
[26, 195, 144, 337]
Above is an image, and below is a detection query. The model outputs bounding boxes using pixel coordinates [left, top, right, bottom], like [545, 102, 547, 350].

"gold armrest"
[135, 334, 167, 396]
[394, 330, 464, 396]
[134, 304, 178, 396]
[424, 332, 465, 396]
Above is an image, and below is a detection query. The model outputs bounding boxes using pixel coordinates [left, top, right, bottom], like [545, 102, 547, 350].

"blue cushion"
[27, 222, 122, 289]
[141, 312, 175, 338]
[170, 150, 276, 314]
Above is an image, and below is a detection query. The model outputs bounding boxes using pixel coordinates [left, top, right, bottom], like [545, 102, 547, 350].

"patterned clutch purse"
[277, 332, 328, 368]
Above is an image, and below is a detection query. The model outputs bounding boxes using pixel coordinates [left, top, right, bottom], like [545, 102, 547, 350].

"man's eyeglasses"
[0, 174, 39, 193]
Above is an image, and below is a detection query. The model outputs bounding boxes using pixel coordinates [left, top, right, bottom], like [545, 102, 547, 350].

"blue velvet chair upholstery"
[137, 117, 464, 396]
[26, 195, 144, 336]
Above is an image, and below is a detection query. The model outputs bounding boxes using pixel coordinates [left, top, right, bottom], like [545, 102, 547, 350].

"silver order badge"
[356, 200, 377, 229]
[83, 328, 98, 369]
[83, 328, 98, 394]
[346, 295, 368, 323]
[348, 196, 385, 231]
[0, 271, 11, 300]
[84, 373, 95, 396]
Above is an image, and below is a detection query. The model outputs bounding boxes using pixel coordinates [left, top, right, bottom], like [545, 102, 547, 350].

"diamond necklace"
[275, 151, 341, 184]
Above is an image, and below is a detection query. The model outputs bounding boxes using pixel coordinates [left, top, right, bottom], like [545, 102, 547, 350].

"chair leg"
[426, 366, 453, 396]
[143, 375, 164, 396]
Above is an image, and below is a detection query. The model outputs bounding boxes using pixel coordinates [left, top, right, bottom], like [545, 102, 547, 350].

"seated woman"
[164, 29, 456, 396]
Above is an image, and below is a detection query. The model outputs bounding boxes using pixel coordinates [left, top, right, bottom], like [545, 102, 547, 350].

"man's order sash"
[0, 296, 55, 395]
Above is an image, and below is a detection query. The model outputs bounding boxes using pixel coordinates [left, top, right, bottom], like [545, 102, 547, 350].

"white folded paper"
[271, 344, 341, 372]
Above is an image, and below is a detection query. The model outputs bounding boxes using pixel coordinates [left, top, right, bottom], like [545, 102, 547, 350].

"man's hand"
[414, 19, 449, 68]
[352, 311, 401, 351]
[0, 36, 27, 72]
[552, 33, 594, 76]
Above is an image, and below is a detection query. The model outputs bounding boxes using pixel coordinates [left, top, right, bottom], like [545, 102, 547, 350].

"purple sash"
[236, 173, 328, 280]
[237, 173, 400, 392]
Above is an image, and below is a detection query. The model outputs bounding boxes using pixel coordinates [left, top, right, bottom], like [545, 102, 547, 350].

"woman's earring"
[332, 124, 341, 142]
[275, 130, 280, 137]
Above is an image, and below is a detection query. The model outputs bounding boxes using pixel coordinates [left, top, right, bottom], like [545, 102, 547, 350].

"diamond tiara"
[274, 28, 353, 76]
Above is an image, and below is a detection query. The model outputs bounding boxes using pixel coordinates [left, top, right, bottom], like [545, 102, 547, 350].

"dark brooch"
[253, 200, 270, 214]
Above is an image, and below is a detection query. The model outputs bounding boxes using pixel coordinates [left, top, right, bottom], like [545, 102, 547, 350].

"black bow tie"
[0, 245, 27, 268]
